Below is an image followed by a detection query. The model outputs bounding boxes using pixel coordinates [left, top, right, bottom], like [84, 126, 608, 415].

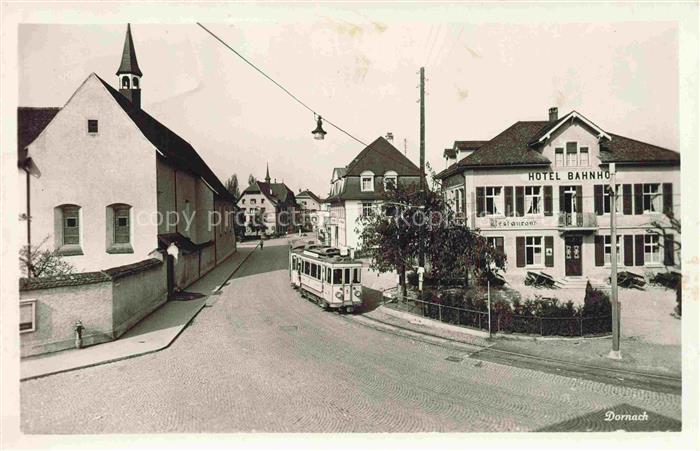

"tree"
[226, 174, 240, 200]
[19, 236, 75, 278]
[647, 211, 682, 316]
[356, 183, 505, 296]
[248, 174, 256, 186]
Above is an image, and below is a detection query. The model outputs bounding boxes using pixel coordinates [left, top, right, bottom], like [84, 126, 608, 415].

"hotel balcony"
[557, 212, 598, 232]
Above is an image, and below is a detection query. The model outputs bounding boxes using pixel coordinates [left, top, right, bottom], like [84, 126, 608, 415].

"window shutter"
[663, 183, 673, 216]
[594, 235, 604, 267]
[544, 236, 554, 267]
[575, 185, 583, 212]
[664, 235, 675, 266]
[476, 187, 484, 217]
[515, 186, 525, 217]
[543, 186, 553, 216]
[593, 185, 603, 215]
[635, 235, 645, 266]
[634, 184, 643, 215]
[504, 186, 514, 217]
[624, 235, 634, 266]
[558, 186, 566, 213]
[622, 184, 632, 215]
[496, 237, 504, 255]
[516, 237, 525, 268]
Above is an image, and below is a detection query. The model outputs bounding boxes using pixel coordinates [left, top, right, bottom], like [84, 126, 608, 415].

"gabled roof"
[116, 24, 143, 77]
[443, 148, 457, 159]
[94, 75, 235, 203]
[528, 110, 611, 146]
[241, 180, 296, 206]
[436, 111, 679, 180]
[17, 107, 61, 166]
[601, 134, 680, 164]
[345, 136, 420, 176]
[297, 190, 321, 203]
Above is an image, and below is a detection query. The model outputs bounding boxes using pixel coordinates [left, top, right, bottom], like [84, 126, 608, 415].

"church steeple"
[116, 24, 142, 109]
[265, 163, 271, 183]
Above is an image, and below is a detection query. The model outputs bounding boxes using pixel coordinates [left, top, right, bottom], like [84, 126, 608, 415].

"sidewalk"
[361, 302, 681, 394]
[20, 244, 258, 381]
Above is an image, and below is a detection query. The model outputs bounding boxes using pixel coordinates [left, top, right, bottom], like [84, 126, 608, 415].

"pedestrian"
[259, 236, 264, 250]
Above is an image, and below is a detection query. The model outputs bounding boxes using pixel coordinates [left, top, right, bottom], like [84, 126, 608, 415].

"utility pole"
[608, 163, 621, 360]
[418, 67, 426, 279]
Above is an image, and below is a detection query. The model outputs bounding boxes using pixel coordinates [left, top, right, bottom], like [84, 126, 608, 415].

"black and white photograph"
[1, 1, 698, 449]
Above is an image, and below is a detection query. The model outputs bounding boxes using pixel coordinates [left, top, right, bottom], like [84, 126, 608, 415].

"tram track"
[340, 308, 682, 395]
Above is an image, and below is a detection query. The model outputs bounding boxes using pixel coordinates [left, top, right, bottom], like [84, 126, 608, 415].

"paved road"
[21, 240, 681, 433]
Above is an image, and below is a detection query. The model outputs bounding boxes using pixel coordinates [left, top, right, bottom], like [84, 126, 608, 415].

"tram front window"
[353, 268, 361, 283]
[333, 269, 342, 284]
[344, 269, 351, 284]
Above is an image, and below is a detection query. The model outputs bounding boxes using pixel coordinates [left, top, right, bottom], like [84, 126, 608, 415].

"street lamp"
[312, 115, 327, 140]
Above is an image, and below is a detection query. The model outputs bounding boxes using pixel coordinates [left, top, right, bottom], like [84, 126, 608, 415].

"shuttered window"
[62, 206, 80, 245]
[114, 206, 130, 244]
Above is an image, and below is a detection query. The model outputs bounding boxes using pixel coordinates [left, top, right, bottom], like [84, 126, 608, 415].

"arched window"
[122, 76, 130, 89]
[383, 171, 398, 191]
[106, 203, 133, 253]
[360, 171, 374, 192]
[54, 204, 83, 255]
[132, 77, 139, 89]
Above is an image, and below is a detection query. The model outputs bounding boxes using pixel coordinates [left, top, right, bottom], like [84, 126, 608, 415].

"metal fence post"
[579, 317, 583, 336]
[438, 304, 442, 322]
[540, 318, 544, 336]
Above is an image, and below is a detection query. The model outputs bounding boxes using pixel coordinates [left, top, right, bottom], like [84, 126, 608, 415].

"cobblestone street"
[20, 241, 681, 433]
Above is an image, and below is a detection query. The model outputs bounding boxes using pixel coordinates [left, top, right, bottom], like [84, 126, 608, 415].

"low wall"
[200, 244, 216, 278]
[20, 279, 114, 357]
[110, 260, 168, 338]
[19, 258, 166, 357]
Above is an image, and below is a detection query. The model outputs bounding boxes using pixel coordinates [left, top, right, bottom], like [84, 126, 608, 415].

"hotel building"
[436, 108, 680, 283]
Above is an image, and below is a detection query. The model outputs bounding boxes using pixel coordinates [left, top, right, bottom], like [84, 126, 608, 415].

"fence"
[387, 295, 611, 337]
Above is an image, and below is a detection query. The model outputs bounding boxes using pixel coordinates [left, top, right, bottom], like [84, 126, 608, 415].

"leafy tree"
[19, 236, 74, 278]
[356, 183, 506, 296]
[226, 174, 240, 200]
[646, 211, 682, 316]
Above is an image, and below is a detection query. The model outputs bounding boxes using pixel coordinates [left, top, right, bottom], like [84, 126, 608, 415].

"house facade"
[325, 136, 421, 249]
[237, 165, 298, 237]
[436, 107, 680, 283]
[296, 189, 322, 231]
[17, 25, 238, 355]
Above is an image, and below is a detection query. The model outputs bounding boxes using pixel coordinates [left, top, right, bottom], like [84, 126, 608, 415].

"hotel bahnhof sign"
[524, 170, 611, 182]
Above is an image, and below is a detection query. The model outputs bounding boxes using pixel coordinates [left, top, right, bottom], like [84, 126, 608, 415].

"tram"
[289, 241, 363, 313]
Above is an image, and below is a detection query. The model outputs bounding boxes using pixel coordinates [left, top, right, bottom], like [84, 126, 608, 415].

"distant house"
[17, 24, 238, 356]
[238, 165, 298, 237]
[324, 136, 421, 249]
[296, 189, 322, 231]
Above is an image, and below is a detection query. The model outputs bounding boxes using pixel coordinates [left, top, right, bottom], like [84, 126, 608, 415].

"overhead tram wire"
[196, 23, 368, 147]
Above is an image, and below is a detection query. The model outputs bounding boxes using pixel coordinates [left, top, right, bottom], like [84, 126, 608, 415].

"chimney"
[385, 132, 394, 143]
[548, 107, 558, 122]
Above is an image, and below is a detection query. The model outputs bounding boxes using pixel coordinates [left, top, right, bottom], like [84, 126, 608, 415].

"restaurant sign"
[525, 170, 611, 182]
[489, 218, 540, 228]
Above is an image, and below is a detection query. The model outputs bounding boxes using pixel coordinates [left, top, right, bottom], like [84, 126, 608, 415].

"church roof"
[116, 24, 143, 77]
[95, 75, 235, 203]
[17, 107, 61, 155]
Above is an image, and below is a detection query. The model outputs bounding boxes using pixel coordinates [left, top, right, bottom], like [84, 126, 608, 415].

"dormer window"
[383, 171, 398, 191]
[361, 171, 374, 192]
[87, 119, 98, 134]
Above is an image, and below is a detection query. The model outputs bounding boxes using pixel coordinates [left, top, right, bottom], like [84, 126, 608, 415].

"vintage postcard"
[1, 1, 698, 449]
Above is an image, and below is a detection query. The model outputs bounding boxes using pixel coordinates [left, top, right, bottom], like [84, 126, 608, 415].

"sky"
[18, 12, 678, 198]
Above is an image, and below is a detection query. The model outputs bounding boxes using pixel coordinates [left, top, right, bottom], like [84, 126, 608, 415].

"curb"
[379, 305, 491, 339]
[20, 245, 259, 382]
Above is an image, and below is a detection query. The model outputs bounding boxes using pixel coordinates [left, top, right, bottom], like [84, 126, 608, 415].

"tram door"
[343, 268, 351, 301]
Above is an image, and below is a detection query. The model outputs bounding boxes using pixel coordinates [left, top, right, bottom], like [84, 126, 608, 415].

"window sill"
[644, 262, 664, 268]
[56, 245, 83, 256]
[107, 244, 134, 254]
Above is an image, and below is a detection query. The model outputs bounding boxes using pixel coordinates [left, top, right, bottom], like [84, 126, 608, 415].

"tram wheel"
[344, 306, 355, 314]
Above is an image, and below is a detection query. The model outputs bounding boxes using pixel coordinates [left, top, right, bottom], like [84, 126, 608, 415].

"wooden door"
[565, 236, 583, 276]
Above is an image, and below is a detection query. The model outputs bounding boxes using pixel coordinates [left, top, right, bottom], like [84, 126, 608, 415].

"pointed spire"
[116, 24, 143, 77]
[265, 163, 271, 183]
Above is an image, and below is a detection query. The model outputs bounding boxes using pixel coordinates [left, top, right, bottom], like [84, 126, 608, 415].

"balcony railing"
[557, 212, 598, 230]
